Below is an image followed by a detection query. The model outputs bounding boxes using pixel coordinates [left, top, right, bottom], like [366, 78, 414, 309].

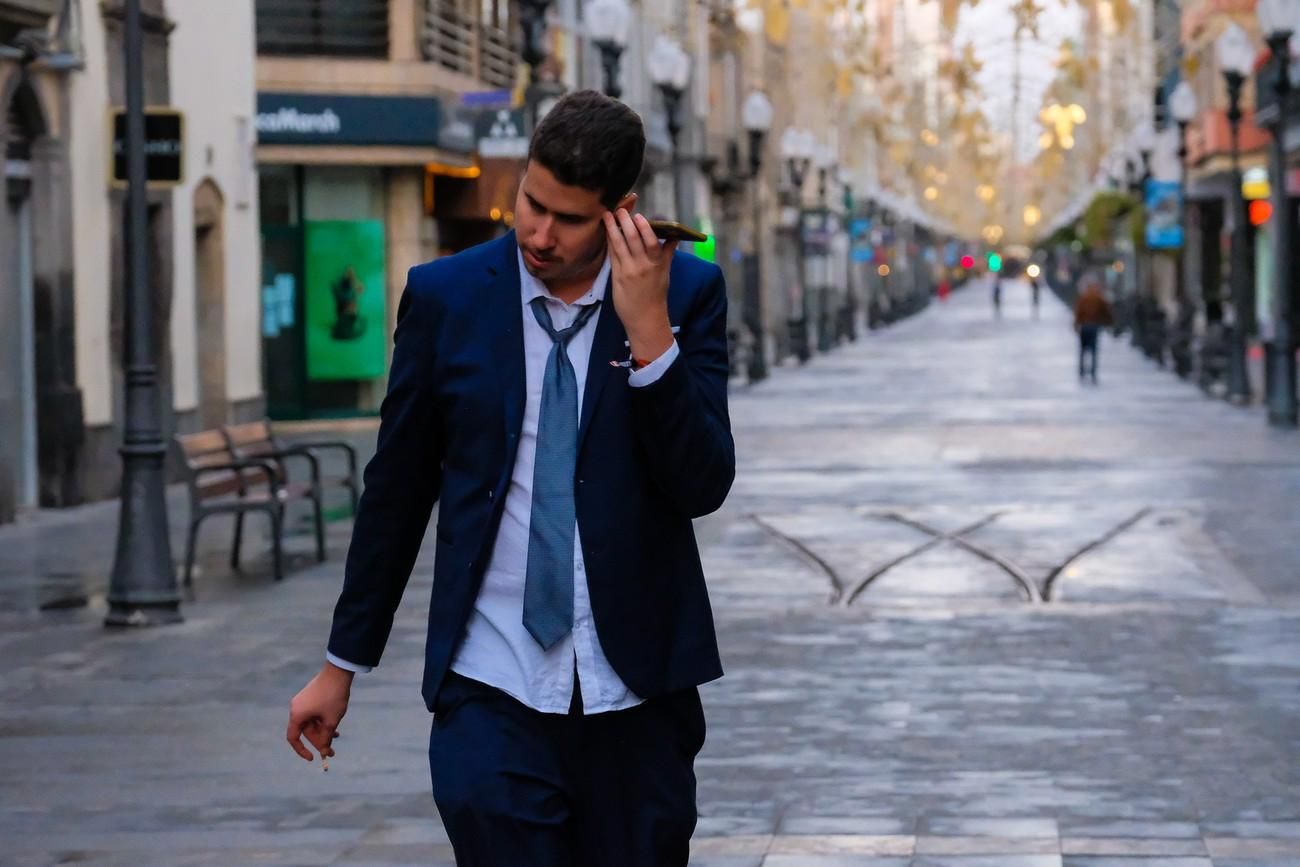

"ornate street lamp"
[741, 90, 773, 180]
[781, 127, 816, 191]
[519, 0, 554, 83]
[700, 91, 772, 381]
[741, 91, 773, 382]
[781, 127, 816, 361]
[1258, 0, 1298, 426]
[813, 142, 837, 352]
[1217, 22, 1257, 405]
[1170, 79, 1199, 379]
[105, 0, 181, 627]
[519, 0, 561, 128]
[1130, 121, 1157, 355]
[585, 0, 631, 100]
[647, 35, 692, 220]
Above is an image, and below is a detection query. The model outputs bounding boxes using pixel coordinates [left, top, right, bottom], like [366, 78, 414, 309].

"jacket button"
[488, 488, 494, 500]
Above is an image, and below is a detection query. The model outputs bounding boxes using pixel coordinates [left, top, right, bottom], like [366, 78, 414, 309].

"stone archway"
[2, 66, 84, 517]
[193, 178, 227, 428]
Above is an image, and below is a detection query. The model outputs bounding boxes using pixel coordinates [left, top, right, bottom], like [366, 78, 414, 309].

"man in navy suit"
[286, 90, 735, 865]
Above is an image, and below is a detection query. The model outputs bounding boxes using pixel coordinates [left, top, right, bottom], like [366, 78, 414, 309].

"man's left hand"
[604, 209, 677, 363]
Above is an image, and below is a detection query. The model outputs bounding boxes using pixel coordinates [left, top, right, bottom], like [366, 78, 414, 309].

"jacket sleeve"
[627, 265, 736, 518]
[327, 269, 443, 668]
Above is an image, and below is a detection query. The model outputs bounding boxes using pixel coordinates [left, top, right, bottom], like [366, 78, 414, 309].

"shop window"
[256, 0, 390, 58]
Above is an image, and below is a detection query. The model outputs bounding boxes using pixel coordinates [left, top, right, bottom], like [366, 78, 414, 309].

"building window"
[256, 0, 390, 59]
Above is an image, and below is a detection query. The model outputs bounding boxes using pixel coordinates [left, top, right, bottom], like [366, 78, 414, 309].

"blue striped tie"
[523, 297, 601, 650]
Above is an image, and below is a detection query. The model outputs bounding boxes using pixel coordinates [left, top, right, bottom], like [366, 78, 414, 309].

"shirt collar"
[517, 246, 610, 309]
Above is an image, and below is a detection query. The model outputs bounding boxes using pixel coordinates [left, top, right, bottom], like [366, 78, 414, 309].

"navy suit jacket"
[327, 232, 735, 711]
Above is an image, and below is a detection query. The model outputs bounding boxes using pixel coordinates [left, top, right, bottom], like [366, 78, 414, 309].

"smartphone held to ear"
[648, 220, 708, 243]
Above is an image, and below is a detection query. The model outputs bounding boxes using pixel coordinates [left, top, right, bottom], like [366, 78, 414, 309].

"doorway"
[193, 179, 227, 429]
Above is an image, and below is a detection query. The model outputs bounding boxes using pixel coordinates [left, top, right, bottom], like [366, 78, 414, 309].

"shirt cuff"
[326, 651, 373, 674]
[627, 340, 680, 388]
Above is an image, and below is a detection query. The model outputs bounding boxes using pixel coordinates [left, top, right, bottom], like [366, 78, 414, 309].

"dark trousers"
[1079, 324, 1101, 381]
[428, 671, 705, 867]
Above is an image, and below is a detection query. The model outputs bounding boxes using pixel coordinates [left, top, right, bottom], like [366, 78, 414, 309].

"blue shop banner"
[257, 93, 444, 148]
[1145, 180, 1184, 250]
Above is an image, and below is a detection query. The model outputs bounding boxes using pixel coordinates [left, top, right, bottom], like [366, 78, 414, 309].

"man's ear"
[613, 191, 638, 213]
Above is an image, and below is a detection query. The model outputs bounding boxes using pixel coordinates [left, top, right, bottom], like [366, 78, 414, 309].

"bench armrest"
[289, 440, 358, 477]
[190, 458, 284, 496]
[247, 446, 322, 485]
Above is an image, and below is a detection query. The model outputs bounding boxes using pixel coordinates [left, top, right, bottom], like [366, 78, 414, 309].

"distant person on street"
[1030, 275, 1042, 315]
[992, 274, 1003, 316]
[1074, 276, 1114, 384]
[285, 91, 734, 865]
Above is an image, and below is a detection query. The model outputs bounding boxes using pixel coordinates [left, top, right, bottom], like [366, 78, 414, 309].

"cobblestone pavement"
[3, 278, 1300, 866]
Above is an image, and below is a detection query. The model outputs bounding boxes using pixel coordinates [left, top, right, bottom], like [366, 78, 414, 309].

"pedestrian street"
[4, 278, 1300, 866]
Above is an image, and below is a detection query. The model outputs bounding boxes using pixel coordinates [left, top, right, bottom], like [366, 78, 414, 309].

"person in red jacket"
[1074, 276, 1115, 384]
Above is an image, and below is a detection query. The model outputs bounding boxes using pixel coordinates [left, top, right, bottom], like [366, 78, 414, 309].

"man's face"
[514, 162, 633, 283]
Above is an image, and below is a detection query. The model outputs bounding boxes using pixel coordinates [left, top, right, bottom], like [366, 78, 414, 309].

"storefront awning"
[257, 144, 476, 168]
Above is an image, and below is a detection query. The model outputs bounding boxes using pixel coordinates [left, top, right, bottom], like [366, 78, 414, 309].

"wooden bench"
[223, 418, 359, 517]
[174, 429, 294, 584]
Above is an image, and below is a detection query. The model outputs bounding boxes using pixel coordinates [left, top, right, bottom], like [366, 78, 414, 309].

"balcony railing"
[423, 0, 519, 89]
[256, 0, 390, 59]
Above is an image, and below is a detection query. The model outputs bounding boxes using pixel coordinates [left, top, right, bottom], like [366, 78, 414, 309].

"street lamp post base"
[105, 602, 184, 628]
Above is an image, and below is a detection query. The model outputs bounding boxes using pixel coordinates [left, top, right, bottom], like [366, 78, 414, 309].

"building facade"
[1, 0, 262, 523]
[253, 0, 524, 419]
[1, 0, 81, 522]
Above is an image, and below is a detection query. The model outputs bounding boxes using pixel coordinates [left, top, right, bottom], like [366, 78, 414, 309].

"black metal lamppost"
[105, 0, 181, 627]
[585, 0, 631, 100]
[1258, 0, 1298, 427]
[702, 91, 774, 382]
[1170, 79, 1199, 380]
[648, 35, 692, 223]
[519, 0, 562, 129]
[780, 126, 815, 362]
[813, 142, 837, 352]
[1218, 23, 1258, 405]
[1124, 125, 1156, 357]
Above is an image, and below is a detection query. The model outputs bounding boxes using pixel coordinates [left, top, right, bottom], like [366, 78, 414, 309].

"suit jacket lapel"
[487, 233, 526, 460]
[578, 299, 626, 453]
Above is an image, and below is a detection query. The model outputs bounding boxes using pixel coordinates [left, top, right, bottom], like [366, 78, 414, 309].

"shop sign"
[304, 221, 388, 381]
[1144, 179, 1183, 250]
[257, 93, 442, 148]
[461, 89, 514, 108]
[476, 108, 529, 159]
[109, 108, 184, 187]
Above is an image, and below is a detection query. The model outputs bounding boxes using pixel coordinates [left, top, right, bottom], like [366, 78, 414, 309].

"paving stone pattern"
[2, 280, 1299, 866]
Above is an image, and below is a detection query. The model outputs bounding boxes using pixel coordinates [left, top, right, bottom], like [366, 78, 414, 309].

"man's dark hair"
[528, 90, 646, 208]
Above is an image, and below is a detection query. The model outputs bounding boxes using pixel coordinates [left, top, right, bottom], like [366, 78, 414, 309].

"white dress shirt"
[329, 249, 681, 716]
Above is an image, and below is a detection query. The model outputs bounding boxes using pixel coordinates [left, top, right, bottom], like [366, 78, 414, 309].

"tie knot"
[530, 296, 600, 346]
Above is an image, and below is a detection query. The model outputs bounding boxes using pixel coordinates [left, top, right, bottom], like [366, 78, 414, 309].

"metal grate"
[256, 0, 390, 58]
[423, 0, 519, 87]
[423, 0, 474, 77]
[478, 23, 517, 89]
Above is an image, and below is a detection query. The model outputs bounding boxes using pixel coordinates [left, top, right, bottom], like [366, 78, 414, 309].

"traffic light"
[960, 254, 975, 269]
[987, 252, 1003, 273]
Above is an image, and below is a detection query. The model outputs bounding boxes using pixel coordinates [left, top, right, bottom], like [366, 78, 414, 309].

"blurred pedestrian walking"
[992, 274, 1003, 317]
[1074, 275, 1114, 384]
